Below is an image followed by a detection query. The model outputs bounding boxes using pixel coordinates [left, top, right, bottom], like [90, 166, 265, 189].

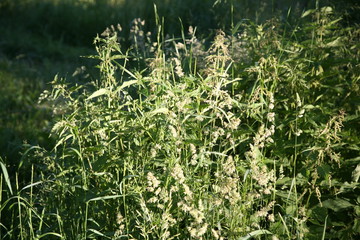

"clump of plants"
[1, 4, 359, 240]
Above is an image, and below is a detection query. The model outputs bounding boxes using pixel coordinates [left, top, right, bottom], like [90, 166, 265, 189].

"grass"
[1, 0, 360, 239]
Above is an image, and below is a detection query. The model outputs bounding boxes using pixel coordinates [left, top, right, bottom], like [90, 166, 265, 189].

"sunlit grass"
[1, 1, 359, 239]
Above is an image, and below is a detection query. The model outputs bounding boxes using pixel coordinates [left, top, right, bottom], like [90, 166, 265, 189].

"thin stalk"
[16, 173, 24, 240]
[122, 165, 129, 235]
[278, 213, 291, 239]
[84, 202, 89, 240]
[29, 165, 34, 239]
[0, 175, 2, 239]
[321, 215, 328, 240]
[292, 101, 302, 234]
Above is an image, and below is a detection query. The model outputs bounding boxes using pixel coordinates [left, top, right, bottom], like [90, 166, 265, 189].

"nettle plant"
[14, 5, 359, 240]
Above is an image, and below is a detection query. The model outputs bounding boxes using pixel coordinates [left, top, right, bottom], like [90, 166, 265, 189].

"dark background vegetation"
[0, 0, 359, 178]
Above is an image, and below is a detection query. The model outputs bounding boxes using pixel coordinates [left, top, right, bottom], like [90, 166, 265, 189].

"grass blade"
[86, 88, 109, 100]
[0, 159, 13, 195]
[239, 230, 272, 240]
[87, 194, 123, 202]
[321, 215, 328, 240]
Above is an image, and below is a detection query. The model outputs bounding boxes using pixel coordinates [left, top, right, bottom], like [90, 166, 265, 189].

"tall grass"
[0, 0, 313, 167]
[1, 2, 360, 240]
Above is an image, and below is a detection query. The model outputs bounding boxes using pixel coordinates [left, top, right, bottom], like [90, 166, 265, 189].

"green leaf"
[303, 104, 318, 110]
[326, 37, 343, 48]
[322, 198, 354, 212]
[321, 6, 333, 14]
[239, 230, 272, 240]
[204, 151, 227, 157]
[87, 229, 110, 238]
[275, 190, 297, 204]
[301, 9, 316, 18]
[0, 159, 13, 195]
[116, 79, 138, 92]
[286, 205, 297, 215]
[37, 232, 63, 239]
[327, 17, 342, 27]
[232, 22, 242, 35]
[21, 181, 43, 191]
[353, 218, 360, 233]
[86, 88, 109, 100]
[110, 54, 128, 60]
[317, 164, 331, 178]
[352, 164, 360, 182]
[322, 215, 328, 240]
[148, 107, 169, 116]
[19, 145, 43, 169]
[87, 194, 123, 202]
[310, 206, 328, 224]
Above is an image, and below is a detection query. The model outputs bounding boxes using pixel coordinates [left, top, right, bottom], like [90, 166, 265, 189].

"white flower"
[267, 112, 275, 122]
[189, 143, 196, 154]
[295, 129, 303, 136]
[269, 103, 275, 109]
[171, 164, 185, 183]
[147, 172, 161, 191]
[198, 223, 208, 236]
[168, 125, 178, 138]
[298, 109, 305, 118]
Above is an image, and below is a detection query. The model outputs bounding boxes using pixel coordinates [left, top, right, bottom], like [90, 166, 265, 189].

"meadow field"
[0, 0, 359, 239]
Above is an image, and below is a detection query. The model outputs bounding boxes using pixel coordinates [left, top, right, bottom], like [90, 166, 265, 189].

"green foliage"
[1, 2, 359, 240]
